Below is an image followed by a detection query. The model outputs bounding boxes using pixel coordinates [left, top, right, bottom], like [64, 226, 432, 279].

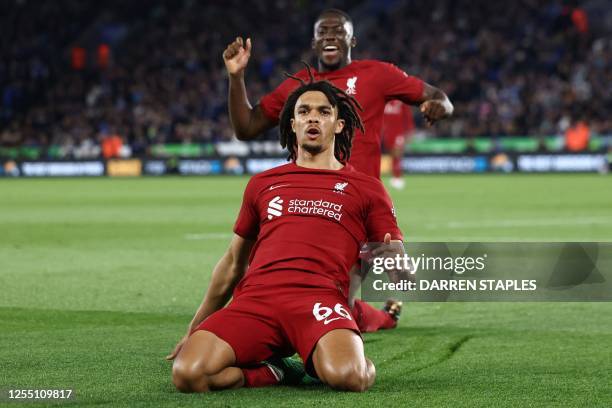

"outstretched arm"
[166, 234, 254, 359]
[223, 37, 275, 140]
[418, 83, 454, 126]
[187, 234, 254, 330]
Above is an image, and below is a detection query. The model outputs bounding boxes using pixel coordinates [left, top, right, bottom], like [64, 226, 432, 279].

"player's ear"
[351, 36, 357, 48]
[311, 37, 316, 50]
[291, 118, 296, 133]
[335, 119, 345, 134]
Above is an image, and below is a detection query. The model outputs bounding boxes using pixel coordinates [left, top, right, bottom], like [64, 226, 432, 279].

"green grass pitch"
[1, 174, 611, 407]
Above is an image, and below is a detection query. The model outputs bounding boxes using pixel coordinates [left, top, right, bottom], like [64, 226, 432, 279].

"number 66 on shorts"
[312, 302, 352, 325]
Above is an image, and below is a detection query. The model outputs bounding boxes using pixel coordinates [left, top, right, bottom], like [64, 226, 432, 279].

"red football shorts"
[194, 285, 360, 367]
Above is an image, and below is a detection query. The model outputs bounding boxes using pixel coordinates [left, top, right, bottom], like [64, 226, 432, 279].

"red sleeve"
[365, 179, 403, 242]
[380, 62, 424, 104]
[233, 178, 260, 240]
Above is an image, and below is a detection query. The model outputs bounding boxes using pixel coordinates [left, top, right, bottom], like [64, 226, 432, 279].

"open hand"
[165, 334, 189, 361]
[371, 233, 414, 283]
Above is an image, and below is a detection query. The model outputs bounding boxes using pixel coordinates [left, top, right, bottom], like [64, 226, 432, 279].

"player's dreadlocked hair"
[279, 63, 364, 163]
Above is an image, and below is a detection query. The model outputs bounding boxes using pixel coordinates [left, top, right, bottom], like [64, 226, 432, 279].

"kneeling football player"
[168, 70, 406, 392]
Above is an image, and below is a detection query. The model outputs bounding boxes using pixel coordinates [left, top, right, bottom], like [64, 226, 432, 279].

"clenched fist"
[420, 100, 451, 126]
[223, 37, 252, 76]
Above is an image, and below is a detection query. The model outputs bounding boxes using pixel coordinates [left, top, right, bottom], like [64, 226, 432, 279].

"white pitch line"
[426, 217, 612, 229]
[185, 233, 233, 240]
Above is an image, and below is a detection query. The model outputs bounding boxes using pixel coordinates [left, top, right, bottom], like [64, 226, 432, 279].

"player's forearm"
[422, 84, 454, 117]
[228, 73, 258, 140]
[187, 256, 245, 331]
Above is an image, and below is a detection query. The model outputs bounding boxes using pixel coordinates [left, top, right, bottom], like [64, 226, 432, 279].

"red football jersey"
[259, 60, 424, 178]
[233, 162, 402, 296]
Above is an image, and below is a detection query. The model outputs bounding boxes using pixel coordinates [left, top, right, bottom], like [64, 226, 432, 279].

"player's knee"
[172, 362, 212, 393]
[321, 361, 374, 392]
[334, 366, 370, 392]
[344, 370, 371, 392]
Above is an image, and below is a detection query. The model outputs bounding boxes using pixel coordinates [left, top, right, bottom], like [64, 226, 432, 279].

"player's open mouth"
[322, 46, 339, 57]
[306, 127, 321, 139]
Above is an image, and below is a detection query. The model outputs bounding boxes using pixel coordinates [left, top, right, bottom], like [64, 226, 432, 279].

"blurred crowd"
[1, 0, 610, 157]
[374, 0, 612, 140]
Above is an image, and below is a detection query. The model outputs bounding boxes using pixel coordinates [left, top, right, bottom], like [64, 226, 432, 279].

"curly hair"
[279, 63, 364, 163]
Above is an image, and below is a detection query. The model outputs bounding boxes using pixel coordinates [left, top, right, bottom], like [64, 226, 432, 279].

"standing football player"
[382, 100, 415, 190]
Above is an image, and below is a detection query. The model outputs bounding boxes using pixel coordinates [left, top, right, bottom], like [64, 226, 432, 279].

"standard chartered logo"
[267, 196, 283, 220]
[288, 198, 343, 221]
[267, 196, 344, 221]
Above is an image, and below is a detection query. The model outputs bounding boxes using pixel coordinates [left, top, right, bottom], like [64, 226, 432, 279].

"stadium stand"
[1, 0, 610, 159]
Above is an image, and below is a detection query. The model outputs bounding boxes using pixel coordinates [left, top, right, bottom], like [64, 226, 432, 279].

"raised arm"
[223, 37, 275, 140]
[166, 234, 254, 359]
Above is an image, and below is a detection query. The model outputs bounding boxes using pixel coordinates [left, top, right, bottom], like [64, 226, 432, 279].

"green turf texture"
[1, 175, 611, 407]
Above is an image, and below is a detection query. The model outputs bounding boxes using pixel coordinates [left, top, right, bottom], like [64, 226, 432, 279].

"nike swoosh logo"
[269, 184, 290, 191]
[323, 317, 343, 325]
